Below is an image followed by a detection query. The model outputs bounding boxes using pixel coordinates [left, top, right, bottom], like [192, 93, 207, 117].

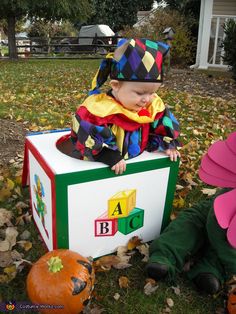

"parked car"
[30, 41, 48, 54]
[56, 24, 116, 54]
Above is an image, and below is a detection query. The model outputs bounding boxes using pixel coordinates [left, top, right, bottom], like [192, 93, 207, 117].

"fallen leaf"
[0, 208, 13, 227]
[93, 255, 120, 272]
[15, 201, 29, 210]
[113, 293, 120, 301]
[145, 278, 156, 285]
[0, 251, 13, 267]
[193, 129, 200, 135]
[176, 184, 184, 190]
[136, 243, 149, 262]
[13, 258, 32, 271]
[4, 264, 16, 275]
[113, 261, 132, 270]
[116, 245, 128, 257]
[3, 265, 17, 282]
[113, 246, 132, 269]
[0, 240, 11, 252]
[15, 173, 23, 185]
[166, 298, 174, 308]
[83, 304, 105, 314]
[171, 285, 181, 295]
[186, 178, 198, 186]
[15, 212, 32, 225]
[201, 188, 217, 196]
[226, 275, 236, 285]
[0, 227, 18, 251]
[127, 236, 142, 250]
[19, 230, 31, 240]
[6, 178, 14, 189]
[173, 197, 185, 209]
[144, 279, 159, 295]
[178, 187, 191, 198]
[0, 178, 15, 201]
[170, 210, 179, 221]
[174, 103, 181, 112]
[5, 227, 18, 250]
[0, 274, 9, 284]
[118, 276, 129, 288]
[17, 240, 32, 251]
[11, 249, 23, 261]
[14, 186, 22, 197]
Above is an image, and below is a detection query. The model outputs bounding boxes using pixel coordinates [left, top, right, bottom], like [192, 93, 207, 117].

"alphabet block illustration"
[95, 212, 118, 237]
[22, 130, 179, 258]
[118, 207, 144, 235]
[108, 189, 136, 218]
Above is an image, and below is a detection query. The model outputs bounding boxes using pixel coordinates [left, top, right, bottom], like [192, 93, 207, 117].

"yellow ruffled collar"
[81, 93, 165, 123]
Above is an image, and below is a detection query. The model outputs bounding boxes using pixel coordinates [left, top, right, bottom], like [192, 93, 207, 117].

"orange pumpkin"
[27, 249, 95, 314]
[228, 288, 236, 314]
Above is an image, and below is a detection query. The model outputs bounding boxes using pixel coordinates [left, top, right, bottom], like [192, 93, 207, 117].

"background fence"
[1, 35, 120, 59]
[0, 36, 121, 59]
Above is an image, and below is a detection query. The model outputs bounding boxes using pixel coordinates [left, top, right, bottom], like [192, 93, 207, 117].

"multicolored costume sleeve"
[71, 109, 123, 166]
[71, 93, 180, 167]
[147, 107, 180, 152]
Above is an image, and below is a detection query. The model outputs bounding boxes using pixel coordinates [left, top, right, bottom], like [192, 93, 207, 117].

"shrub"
[121, 8, 196, 67]
[222, 19, 236, 80]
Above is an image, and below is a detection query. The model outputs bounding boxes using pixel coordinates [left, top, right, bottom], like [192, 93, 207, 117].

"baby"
[71, 38, 180, 174]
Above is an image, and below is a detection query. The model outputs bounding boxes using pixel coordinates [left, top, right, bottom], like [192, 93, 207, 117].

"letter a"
[111, 202, 123, 216]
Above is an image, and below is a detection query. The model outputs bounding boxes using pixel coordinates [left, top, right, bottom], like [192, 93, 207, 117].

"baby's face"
[111, 81, 161, 112]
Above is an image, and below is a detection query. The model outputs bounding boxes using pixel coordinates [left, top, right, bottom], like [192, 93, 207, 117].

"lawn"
[0, 59, 235, 314]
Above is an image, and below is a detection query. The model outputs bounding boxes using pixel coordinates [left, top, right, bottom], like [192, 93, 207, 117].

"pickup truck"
[57, 24, 116, 54]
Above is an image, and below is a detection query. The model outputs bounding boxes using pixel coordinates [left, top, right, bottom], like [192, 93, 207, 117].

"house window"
[208, 17, 227, 65]
[208, 16, 236, 66]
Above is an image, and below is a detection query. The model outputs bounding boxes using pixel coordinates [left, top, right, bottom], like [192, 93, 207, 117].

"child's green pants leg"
[149, 201, 210, 279]
[206, 207, 236, 280]
[187, 247, 225, 283]
[149, 200, 236, 282]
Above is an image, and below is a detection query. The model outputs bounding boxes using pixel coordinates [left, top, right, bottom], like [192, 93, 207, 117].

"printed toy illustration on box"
[33, 174, 48, 238]
[22, 129, 179, 259]
[95, 189, 144, 237]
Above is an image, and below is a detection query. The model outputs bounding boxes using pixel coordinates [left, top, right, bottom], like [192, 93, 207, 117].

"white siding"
[213, 0, 236, 16]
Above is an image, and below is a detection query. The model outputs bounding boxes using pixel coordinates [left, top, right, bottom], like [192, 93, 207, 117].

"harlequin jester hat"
[198, 131, 236, 248]
[89, 38, 170, 95]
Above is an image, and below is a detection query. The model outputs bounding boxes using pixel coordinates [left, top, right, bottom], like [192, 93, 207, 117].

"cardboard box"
[23, 129, 179, 258]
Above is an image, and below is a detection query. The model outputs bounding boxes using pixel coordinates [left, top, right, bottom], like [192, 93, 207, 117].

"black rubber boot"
[193, 273, 220, 295]
[145, 262, 169, 281]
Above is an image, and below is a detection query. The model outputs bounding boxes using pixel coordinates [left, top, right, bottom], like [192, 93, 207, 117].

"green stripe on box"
[55, 177, 69, 248]
[161, 158, 179, 231]
[55, 157, 179, 248]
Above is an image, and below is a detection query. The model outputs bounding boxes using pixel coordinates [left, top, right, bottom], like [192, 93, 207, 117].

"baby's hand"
[165, 148, 180, 162]
[111, 159, 126, 175]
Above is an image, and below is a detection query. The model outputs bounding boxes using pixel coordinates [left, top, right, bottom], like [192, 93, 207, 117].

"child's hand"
[111, 159, 126, 175]
[165, 148, 180, 162]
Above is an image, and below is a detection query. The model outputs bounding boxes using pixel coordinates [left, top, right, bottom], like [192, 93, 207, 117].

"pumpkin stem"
[47, 256, 63, 273]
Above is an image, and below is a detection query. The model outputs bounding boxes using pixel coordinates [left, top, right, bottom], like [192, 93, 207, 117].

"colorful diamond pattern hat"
[198, 131, 236, 248]
[89, 38, 170, 95]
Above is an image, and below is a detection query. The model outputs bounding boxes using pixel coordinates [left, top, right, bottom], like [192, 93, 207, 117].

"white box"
[23, 130, 179, 258]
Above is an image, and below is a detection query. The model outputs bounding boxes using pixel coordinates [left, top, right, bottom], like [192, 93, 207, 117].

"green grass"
[93, 254, 224, 314]
[0, 59, 100, 128]
[0, 59, 235, 313]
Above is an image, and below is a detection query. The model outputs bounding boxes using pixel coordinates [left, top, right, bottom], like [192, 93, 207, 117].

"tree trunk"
[7, 15, 18, 60]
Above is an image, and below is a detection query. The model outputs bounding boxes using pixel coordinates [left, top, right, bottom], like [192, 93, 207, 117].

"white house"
[193, 0, 236, 70]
